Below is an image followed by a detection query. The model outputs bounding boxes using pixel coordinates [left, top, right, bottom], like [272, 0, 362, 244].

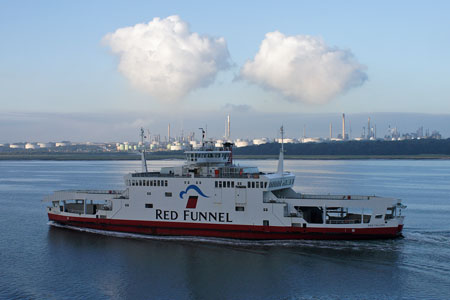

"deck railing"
[59, 189, 123, 195]
[131, 172, 264, 179]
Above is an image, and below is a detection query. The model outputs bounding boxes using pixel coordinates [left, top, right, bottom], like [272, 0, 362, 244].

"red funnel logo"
[186, 196, 198, 209]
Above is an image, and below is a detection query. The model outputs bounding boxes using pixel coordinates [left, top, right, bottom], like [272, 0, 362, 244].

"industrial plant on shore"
[0, 114, 444, 154]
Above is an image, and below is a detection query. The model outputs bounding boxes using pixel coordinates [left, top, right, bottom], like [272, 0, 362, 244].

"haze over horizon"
[1, 1, 449, 142]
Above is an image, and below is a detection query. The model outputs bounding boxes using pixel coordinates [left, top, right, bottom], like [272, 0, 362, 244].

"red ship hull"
[49, 213, 403, 240]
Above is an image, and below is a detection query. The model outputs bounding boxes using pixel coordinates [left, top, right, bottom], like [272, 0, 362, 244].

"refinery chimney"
[329, 122, 333, 139]
[168, 123, 171, 143]
[367, 117, 371, 139]
[227, 114, 230, 140]
[342, 113, 346, 140]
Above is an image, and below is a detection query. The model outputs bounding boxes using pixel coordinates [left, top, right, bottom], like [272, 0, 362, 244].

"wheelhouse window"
[145, 203, 153, 208]
[165, 192, 172, 197]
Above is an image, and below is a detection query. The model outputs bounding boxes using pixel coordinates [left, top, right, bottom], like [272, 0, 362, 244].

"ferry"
[44, 128, 405, 240]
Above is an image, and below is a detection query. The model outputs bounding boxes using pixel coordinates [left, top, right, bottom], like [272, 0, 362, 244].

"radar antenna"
[199, 127, 205, 147]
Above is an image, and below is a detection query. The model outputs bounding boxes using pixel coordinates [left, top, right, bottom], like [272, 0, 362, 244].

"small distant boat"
[45, 127, 405, 240]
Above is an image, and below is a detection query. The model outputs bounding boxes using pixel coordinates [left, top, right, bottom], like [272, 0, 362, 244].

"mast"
[199, 127, 205, 147]
[277, 125, 284, 175]
[140, 127, 148, 172]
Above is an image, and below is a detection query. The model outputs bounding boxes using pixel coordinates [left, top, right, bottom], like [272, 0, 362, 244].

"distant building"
[215, 139, 224, 148]
[275, 138, 296, 144]
[235, 139, 250, 147]
[430, 130, 442, 139]
[253, 138, 268, 145]
[25, 143, 38, 149]
[10, 143, 25, 149]
[55, 142, 71, 147]
[301, 137, 322, 143]
[170, 142, 188, 151]
[38, 143, 51, 148]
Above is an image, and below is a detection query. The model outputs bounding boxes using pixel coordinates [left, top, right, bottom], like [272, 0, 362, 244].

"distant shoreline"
[2, 139, 449, 160]
[0, 153, 449, 160]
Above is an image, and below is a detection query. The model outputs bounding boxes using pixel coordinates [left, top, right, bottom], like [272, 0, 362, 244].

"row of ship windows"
[146, 191, 172, 197]
[130, 204, 270, 213]
[188, 153, 229, 161]
[215, 181, 268, 189]
[128, 180, 168, 187]
[184, 181, 202, 185]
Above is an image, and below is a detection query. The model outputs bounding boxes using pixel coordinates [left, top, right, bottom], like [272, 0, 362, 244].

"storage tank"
[10, 143, 25, 149]
[253, 138, 268, 145]
[37, 143, 51, 148]
[235, 139, 250, 147]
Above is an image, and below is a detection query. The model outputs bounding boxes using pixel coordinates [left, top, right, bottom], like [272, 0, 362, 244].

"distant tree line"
[233, 139, 450, 156]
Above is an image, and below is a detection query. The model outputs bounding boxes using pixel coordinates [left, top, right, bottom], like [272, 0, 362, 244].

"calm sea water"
[0, 159, 449, 300]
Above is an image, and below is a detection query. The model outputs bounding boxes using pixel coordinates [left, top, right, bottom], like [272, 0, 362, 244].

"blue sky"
[0, 1, 449, 142]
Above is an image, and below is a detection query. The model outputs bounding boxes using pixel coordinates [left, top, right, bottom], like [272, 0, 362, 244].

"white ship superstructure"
[45, 128, 405, 240]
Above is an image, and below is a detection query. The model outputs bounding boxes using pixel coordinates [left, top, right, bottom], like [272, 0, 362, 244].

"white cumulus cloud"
[103, 15, 231, 101]
[240, 31, 367, 104]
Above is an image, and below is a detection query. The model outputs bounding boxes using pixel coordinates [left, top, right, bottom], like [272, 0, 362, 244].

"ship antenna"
[199, 127, 205, 147]
[140, 127, 148, 173]
[277, 125, 284, 175]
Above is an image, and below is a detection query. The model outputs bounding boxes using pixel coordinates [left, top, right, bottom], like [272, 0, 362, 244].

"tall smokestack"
[168, 123, 171, 143]
[329, 122, 332, 139]
[342, 113, 346, 140]
[227, 114, 230, 140]
[368, 117, 371, 139]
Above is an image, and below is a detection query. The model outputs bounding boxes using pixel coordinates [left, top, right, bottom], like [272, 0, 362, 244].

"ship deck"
[43, 189, 126, 202]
